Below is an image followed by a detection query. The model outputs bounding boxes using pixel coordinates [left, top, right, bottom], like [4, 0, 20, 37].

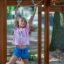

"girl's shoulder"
[14, 27, 19, 32]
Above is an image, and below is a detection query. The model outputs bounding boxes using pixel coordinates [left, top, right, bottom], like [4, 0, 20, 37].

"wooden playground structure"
[0, 0, 64, 64]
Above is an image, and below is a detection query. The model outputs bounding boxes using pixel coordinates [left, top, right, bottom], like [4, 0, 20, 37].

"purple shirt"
[13, 25, 30, 45]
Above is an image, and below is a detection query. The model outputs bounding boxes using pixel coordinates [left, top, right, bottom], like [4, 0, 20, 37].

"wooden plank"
[51, 0, 64, 5]
[44, 0, 49, 64]
[49, 6, 61, 12]
[7, 0, 43, 6]
[38, 5, 42, 64]
[50, 5, 64, 12]
[0, 0, 7, 64]
[42, 6, 64, 12]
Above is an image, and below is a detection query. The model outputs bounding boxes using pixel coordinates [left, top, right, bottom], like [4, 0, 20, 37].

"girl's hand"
[34, 4, 37, 9]
[34, 4, 37, 11]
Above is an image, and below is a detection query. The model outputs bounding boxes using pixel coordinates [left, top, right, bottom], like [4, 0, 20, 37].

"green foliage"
[7, 6, 16, 19]
[7, 6, 36, 19]
[7, 6, 15, 13]
[28, 52, 37, 61]
[7, 24, 14, 35]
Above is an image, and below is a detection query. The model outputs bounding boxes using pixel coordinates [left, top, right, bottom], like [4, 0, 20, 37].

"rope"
[29, 0, 43, 6]
[17, 0, 22, 8]
[16, 0, 43, 7]
[36, 0, 43, 6]
[15, 0, 22, 18]
[15, 0, 43, 18]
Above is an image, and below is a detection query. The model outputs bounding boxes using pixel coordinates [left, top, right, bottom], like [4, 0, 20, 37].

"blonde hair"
[14, 15, 27, 28]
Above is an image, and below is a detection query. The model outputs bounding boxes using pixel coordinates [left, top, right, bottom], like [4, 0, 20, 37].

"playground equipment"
[0, 0, 64, 64]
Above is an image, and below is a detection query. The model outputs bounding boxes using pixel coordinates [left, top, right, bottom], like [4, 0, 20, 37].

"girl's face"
[18, 18, 27, 28]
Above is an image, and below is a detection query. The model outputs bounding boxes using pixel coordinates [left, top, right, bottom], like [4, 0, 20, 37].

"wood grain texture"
[0, 0, 7, 64]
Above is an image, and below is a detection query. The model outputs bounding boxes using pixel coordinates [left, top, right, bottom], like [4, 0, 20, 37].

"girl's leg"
[23, 59, 28, 64]
[7, 56, 18, 64]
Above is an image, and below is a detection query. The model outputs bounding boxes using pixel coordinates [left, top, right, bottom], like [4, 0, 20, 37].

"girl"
[7, 6, 36, 64]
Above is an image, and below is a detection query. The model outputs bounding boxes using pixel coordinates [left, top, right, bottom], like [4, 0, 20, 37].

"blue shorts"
[13, 47, 28, 59]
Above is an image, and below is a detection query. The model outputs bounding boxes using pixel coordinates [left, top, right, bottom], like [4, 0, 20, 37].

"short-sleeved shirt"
[13, 25, 30, 45]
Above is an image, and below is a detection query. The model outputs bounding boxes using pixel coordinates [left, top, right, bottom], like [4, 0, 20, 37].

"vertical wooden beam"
[38, 5, 42, 64]
[44, 0, 49, 64]
[0, 0, 7, 64]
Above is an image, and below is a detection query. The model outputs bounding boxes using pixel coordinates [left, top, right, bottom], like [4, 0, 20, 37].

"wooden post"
[0, 0, 7, 64]
[44, 0, 49, 64]
[38, 5, 42, 64]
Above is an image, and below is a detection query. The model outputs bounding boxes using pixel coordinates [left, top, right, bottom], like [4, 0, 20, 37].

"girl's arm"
[14, 9, 19, 28]
[28, 6, 36, 28]
[14, 16, 18, 28]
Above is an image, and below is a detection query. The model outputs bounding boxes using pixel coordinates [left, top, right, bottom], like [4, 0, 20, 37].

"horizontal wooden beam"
[51, 0, 64, 5]
[49, 6, 61, 12]
[42, 5, 64, 12]
[7, 0, 43, 6]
